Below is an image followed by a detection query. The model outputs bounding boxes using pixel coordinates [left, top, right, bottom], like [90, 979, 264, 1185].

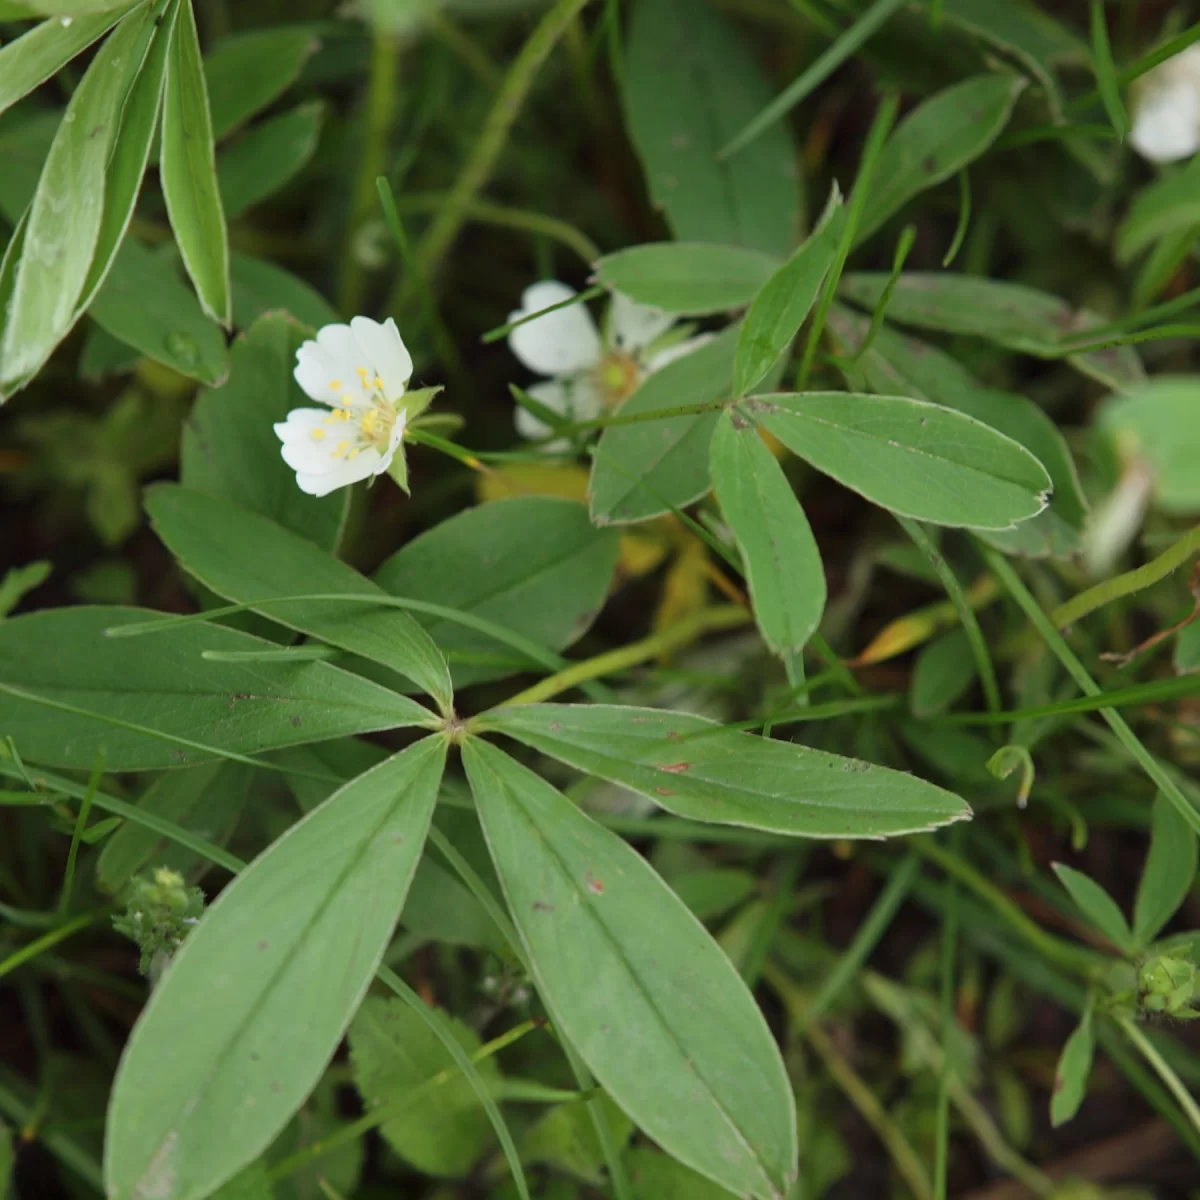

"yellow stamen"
[332, 441, 349, 458]
[374, 376, 385, 390]
[348, 447, 360, 460]
[329, 379, 342, 390]
[311, 428, 326, 441]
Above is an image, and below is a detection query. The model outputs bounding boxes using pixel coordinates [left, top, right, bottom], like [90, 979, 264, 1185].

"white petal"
[508, 281, 602, 376]
[1131, 88, 1200, 162]
[378, 409, 408, 472]
[645, 333, 714, 374]
[274, 408, 341, 473]
[610, 291, 675, 352]
[514, 377, 603, 442]
[350, 316, 413, 399]
[294, 342, 348, 406]
[294, 455, 379, 496]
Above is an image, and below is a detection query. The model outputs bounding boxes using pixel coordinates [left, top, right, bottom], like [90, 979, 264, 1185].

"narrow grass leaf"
[1052, 864, 1134, 953]
[462, 738, 798, 1199]
[105, 738, 446, 1200]
[0, 5, 155, 394]
[0, 5, 134, 120]
[856, 74, 1026, 244]
[1051, 1004, 1095, 1127]
[482, 703, 970, 838]
[1088, 0, 1128, 139]
[161, 0, 230, 324]
[1133, 795, 1199, 949]
[710, 409, 825, 655]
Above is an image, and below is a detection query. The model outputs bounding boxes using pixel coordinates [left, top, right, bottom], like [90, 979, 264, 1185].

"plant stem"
[489, 605, 752, 709]
[1120, 1015, 1200, 1143]
[910, 838, 1105, 977]
[896, 516, 1001, 715]
[389, 0, 596, 315]
[340, 27, 402, 316]
[982, 545, 1200, 836]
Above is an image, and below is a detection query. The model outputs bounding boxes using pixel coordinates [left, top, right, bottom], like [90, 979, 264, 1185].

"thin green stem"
[798, 91, 898, 388]
[486, 605, 752, 710]
[802, 853, 919, 1027]
[377, 966, 531, 1200]
[933, 826, 961, 1200]
[910, 838, 1105, 977]
[389, 0, 596, 313]
[1120, 1016, 1200, 1142]
[267, 1019, 541, 1182]
[340, 28, 402, 316]
[58, 753, 102, 916]
[1052, 524, 1200, 628]
[897, 517, 1002, 715]
[983, 546, 1200, 836]
[0, 912, 100, 982]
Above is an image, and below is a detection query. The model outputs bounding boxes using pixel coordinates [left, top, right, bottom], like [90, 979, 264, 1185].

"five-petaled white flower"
[507, 281, 710, 441]
[1131, 43, 1200, 163]
[276, 316, 413, 496]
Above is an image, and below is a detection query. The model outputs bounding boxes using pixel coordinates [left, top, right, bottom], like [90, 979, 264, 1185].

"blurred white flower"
[276, 316, 412, 497]
[507, 281, 710, 441]
[1130, 43, 1200, 163]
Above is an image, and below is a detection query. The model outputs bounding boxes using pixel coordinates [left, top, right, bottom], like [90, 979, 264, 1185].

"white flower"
[1131, 43, 1200, 163]
[276, 316, 413, 497]
[507, 281, 710, 441]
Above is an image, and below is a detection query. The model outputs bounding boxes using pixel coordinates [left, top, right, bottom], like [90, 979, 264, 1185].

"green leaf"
[76, 0, 177, 317]
[204, 26, 320, 142]
[1133, 794, 1198, 949]
[589, 324, 737, 525]
[594, 243, 779, 316]
[146, 484, 453, 711]
[95, 762, 253, 894]
[522, 1094, 633, 1186]
[0, 5, 155, 395]
[373, 496, 619, 689]
[1177, 619, 1200, 676]
[0, 1119, 11, 1200]
[218, 101, 324, 219]
[181, 311, 345, 551]
[208, 1161, 273, 1200]
[105, 737, 446, 1200]
[483, 703, 970, 838]
[670, 867, 758, 921]
[933, 0, 1086, 122]
[827, 308, 1088, 558]
[626, 1146, 739, 1199]
[462, 738, 798, 1200]
[161, 0, 230, 324]
[710, 409, 825, 656]
[0, 111, 57, 223]
[230, 252, 339, 330]
[1099, 378, 1200, 515]
[402, 857, 505, 950]
[0, 606, 432, 770]
[1118, 156, 1200, 263]
[348, 995, 498, 1178]
[622, 0, 799, 256]
[1050, 1003, 1094, 1127]
[0, 559, 50, 618]
[839, 272, 1144, 389]
[733, 190, 843, 395]
[88, 236, 230, 384]
[1052, 863, 1134, 954]
[0, 5, 133, 121]
[856, 74, 1025, 243]
[910, 629, 977, 718]
[749, 391, 1051, 530]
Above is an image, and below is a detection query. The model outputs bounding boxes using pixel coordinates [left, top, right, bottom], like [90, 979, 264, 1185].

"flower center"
[595, 352, 642, 407]
[310, 366, 400, 460]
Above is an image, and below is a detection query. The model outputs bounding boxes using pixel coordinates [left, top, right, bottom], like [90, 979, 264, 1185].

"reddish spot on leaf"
[585, 871, 604, 895]
[657, 762, 691, 774]
[655, 787, 675, 797]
